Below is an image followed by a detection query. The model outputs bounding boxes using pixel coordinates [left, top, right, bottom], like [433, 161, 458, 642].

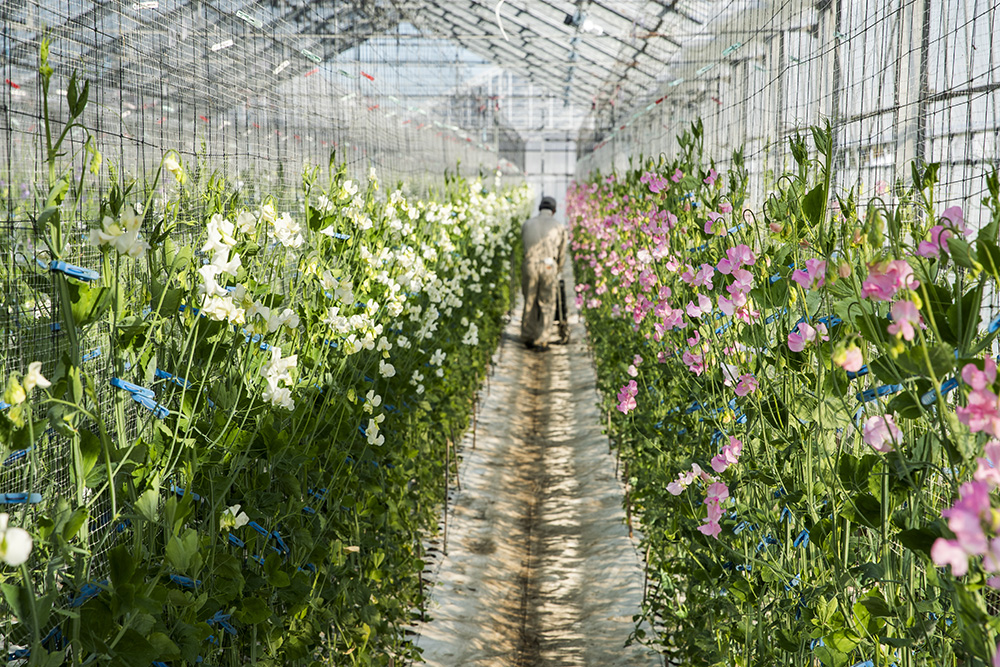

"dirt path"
[413, 266, 662, 667]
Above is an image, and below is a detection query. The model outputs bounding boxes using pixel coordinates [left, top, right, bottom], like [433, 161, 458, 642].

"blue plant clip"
[170, 485, 203, 503]
[327, 231, 351, 240]
[810, 637, 825, 649]
[156, 369, 193, 389]
[685, 401, 702, 414]
[227, 534, 246, 549]
[206, 611, 238, 636]
[247, 521, 269, 537]
[846, 365, 869, 380]
[856, 384, 903, 403]
[0, 492, 42, 504]
[83, 347, 102, 362]
[131, 393, 170, 419]
[768, 273, 782, 284]
[302, 506, 317, 515]
[49, 260, 100, 282]
[793, 529, 809, 548]
[168, 574, 201, 589]
[779, 507, 793, 523]
[989, 311, 1000, 333]
[110, 377, 155, 399]
[920, 377, 960, 407]
[0, 400, 9, 411]
[68, 580, 107, 608]
[849, 662, 875, 667]
[271, 529, 290, 554]
[784, 573, 801, 590]
[3, 447, 30, 466]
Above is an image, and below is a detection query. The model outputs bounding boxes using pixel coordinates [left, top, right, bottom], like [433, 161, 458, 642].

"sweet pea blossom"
[90, 206, 149, 258]
[861, 259, 919, 301]
[23, 362, 51, 394]
[887, 300, 923, 341]
[686, 294, 713, 318]
[617, 380, 638, 414]
[787, 322, 828, 352]
[671, 168, 683, 183]
[790, 258, 826, 291]
[704, 168, 719, 186]
[734, 374, 758, 397]
[716, 245, 756, 274]
[0, 513, 33, 566]
[862, 414, 901, 453]
[711, 436, 744, 473]
[269, 212, 304, 248]
[833, 344, 864, 372]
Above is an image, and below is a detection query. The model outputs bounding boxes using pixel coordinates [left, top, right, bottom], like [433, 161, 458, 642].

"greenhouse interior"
[1, 0, 1000, 665]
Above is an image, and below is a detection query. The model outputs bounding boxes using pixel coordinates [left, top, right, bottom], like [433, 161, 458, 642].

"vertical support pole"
[894, 0, 930, 179]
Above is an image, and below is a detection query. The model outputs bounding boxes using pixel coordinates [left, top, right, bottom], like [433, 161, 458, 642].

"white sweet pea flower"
[23, 362, 51, 393]
[222, 504, 250, 530]
[269, 213, 304, 249]
[259, 202, 277, 224]
[262, 377, 294, 410]
[90, 206, 149, 258]
[202, 214, 238, 254]
[162, 153, 185, 184]
[236, 210, 257, 235]
[376, 337, 392, 353]
[379, 360, 395, 378]
[396, 335, 410, 349]
[430, 349, 446, 366]
[201, 295, 245, 324]
[0, 513, 33, 566]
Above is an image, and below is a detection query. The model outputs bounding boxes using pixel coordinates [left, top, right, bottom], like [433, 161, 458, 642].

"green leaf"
[79, 427, 101, 478]
[113, 629, 158, 667]
[235, 596, 271, 624]
[135, 487, 159, 522]
[109, 546, 136, 588]
[946, 235, 977, 269]
[897, 526, 941, 557]
[68, 281, 113, 328]
[906, 343, 954, 378]
[977, 238, 1000, 279]
[62, 506, 88, 540]
[802, 184, 825, 227]
[165, 528, 200, 573]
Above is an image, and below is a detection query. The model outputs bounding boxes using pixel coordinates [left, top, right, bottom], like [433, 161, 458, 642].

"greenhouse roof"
[398, 0, 718, 109]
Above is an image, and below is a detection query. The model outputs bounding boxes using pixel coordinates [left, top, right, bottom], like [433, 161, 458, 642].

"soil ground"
[412, 265, 662, 667]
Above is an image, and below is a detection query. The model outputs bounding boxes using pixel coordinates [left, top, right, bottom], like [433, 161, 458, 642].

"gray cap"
[539, 196, 557, 212]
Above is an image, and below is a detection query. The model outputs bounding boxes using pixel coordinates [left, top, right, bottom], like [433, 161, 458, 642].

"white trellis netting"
[578, 0, 998, 218]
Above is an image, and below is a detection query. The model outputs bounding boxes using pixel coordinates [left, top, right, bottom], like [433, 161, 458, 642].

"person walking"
[520, 196, 567, 349]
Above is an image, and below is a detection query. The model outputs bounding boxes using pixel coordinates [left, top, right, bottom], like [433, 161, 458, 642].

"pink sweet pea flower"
[941, 205, 968, 234]
[861, 259, 919, 301]
[627, 364, 638, 377]
[833, 345, 864, 373]
[862, 414, 901, 453]
[734, 374, 758, 397]
[719, 201, 733, 214]
[698, 502, 723, 539]
[633, 354, 643, 366]
[962, 357, 997, 391]
[711, 436, 744, 473]
[704, 168, 719, 186]
[705, 211, 726, 236]
[917, 225, 953, 258]
[671, 168, 683, 183]
[787, 322, 828, 352]
[956, 386, 1000, 436]
[682, 350, 705, 376]
[790, 258, 827, 291]
[616, 380, 638, 414]
[704, 481, 730, 504]
[887, 300, 923, 341]
[931, 538, 970, 576]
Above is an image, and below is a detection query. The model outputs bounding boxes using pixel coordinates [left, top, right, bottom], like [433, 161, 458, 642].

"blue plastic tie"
[247, 521, 269, 537]
[793, 528, 810, 548]
[3, 447, 30, 466]
[227, 534, 246, 548]
[170, 485, 203, 503]
[68, 580, 107, 608]
[989, 312, 1000, 334]
[856, 384, 903, 403]
[328, 231, 351, 240]
[846, 365, 869, 380]
[780, 507, 793, 523]
[156, 368, 192, 389]
[920, 377, 960, 407]
[784, 573, 801, 590]
[110, 377, 155, 399]
[83, 347, 102, 362]
[168, 574, 201, 589]
[0, 400, 9, 411]
[0, 492, 42, 504]
[49, 260, 99, 282]
[131, 393, 170, 419]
